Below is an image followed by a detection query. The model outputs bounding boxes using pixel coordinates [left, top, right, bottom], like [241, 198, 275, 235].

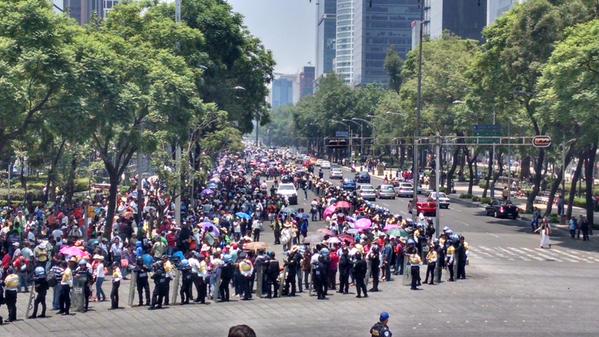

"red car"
[416, 198, 437, 216]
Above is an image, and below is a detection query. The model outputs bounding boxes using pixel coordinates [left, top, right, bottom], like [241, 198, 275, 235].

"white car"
[395, 182, 414, 198]
[357, 184, 377, 201]
[277, 183, 298, 205]
[428, 192, 450, 209]
[320, 160, 331, 169]
[330, 168, 343, 179]
[316, 159, 323, 167]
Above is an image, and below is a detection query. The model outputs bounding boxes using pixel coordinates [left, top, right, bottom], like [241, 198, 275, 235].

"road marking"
[534, 248, 579, 263]
[521, 247, 563, 262]
[488, 233, 500, 239]
[508, 247, 543, 261]
[550, 248, 593, 263]
[478, 246, 513, 260]
[498, 247, 530, 261]
[469, 248, 493, 258]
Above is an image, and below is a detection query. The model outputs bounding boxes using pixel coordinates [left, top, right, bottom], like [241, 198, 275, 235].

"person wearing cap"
[134, 257, 151, 306]
[424, 244, 438, 285]
[4, 272, 18, 322]
[238, 254, 254, 300]
[338, 246, 351, 294]
[408, 251, 422, 290]
[75, 259, 92, 312]
[30, 266, 49, 319]
[370, 312, 392, 337]
[93, 254, 106, 302]
[352, 252, 368, 298]
[110, 261, 122, 309]
[446, 245, 456, 282]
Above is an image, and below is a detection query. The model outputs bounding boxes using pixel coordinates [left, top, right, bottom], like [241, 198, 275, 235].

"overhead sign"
[327, 138, 349, 148]
[474, 124, 501, 144]
[532, 135, 552, 148]
[335, 131, 349, 138]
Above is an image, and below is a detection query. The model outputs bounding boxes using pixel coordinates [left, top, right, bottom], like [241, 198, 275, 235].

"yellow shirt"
[426, 250, 438, 264]
[409, 253, 422, 265]
[164, 260, 173, 273]
[61, 267, 73, 286]
[113, 267, 122, 282]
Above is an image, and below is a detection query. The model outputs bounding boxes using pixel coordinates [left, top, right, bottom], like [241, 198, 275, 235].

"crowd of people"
[0, 147, 469, 325]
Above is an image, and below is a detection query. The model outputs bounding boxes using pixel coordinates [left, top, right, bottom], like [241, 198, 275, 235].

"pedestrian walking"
[110, 262, 121, 309]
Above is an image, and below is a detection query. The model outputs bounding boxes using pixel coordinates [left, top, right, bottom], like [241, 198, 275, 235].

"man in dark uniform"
[338, 247, 351, 294]
[312, 255, 326, 300]
[179, 259, 193, 304]
[75, 260, 92, 312]
[368, 245, 380, 292]
[370, 311, 392, 337]
[30, 267, 49, 319]
[134, 257, 151, 306]
[353, 252, 368, 298]
[283, 247, 300, 296]
[457, 236, 467, 280]
[149, 262, 168, 310]
[265, 252, 280, 298]
[434, 239, 445, 284]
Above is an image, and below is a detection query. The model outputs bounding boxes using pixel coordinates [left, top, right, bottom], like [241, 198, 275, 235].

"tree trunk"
[466, 148, 479, 195]
[19, 158, 27, 191]
[482, 148, 494, 198]
[43, 139, 66, 204]
[566, 152, 584, 220]
[490, 151, 504, 197]
[446, 147, 460, 194]
[104, 171, 120, 239]
[520, 156, 531, 181]
[457, 151, 465, 182]
[64, 156, 78, 207]
[544, 147, 574, 217]
[526, 148, 545, 213]
[584, 142, 597, 231]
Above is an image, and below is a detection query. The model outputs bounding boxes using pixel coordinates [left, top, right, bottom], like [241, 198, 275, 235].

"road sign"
[335, 131, 349, 138]
[474, 124, 501, 144]
[532, 135, 552, 148]
[327, 138, 348, 148]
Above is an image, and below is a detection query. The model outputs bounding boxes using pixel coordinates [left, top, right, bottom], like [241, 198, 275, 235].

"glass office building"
[352, 0, 421, 86]
[316, 0, 337, 79]
[335, 0, 355, 84]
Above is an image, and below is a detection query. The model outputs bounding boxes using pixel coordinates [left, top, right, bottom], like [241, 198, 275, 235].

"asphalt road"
[2, 166, 599, 337]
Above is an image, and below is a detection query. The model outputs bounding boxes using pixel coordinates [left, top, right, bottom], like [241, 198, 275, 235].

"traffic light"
[532, 136, 552, 148]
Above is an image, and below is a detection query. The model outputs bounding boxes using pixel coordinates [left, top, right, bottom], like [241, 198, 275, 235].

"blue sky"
[227, 0, 316, 74]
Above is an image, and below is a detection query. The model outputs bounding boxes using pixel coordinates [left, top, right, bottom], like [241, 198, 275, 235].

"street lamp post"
[352, 117, 374, 156]
[344, 119, 363, 157]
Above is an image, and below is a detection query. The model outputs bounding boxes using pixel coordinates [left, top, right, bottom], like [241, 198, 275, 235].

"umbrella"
[60, 246, 86, 258]
[244, 241, 268, 252]
[200, 222, 219, 235]
[335, 201, 351, 209]
[317, 228, 335, 236]
[355, 218, 372, 231]
[338, 234, 356, 244]
[327, 237, 341, 244]
[388, 229, 408, 238]
[323, 205, 337, 219]
[383, 224, 401, 232]
[201, 188, 215, 197]
[280, 207, 296, 214]
[209, 176, 220, 183]
[235, 212, 251, 220]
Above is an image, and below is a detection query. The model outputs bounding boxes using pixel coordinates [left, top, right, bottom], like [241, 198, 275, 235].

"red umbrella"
[59, 246, 86, 258]
[339, 234, 356, 245]
[323, 205, 337, 219]
[335, 201, 351, 209]
[317, 228, 335, 236]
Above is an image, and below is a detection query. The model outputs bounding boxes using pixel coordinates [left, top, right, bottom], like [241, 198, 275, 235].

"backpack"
[47, 270, 57, 287]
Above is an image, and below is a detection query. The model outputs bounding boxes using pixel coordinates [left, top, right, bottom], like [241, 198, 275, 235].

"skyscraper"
[335, 0, 354, 84]
[487, 0, 527, 25]
[352, 0, 421, 86]
[271, 76, 295, 108]
[315, 0, 337, 79]
[299, 66, 316, 98]
[425, 0, 487, 41]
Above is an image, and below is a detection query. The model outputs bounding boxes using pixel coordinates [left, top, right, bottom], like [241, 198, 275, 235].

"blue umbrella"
[201, 188, 215, 197]
[235, 212, 251, 220]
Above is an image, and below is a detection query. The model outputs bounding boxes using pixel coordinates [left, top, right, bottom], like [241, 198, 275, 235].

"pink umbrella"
[317, 228, 336, 237]
[354, 218, 372, 231]
[335, 201, 351, 209]
[60, 246, 86, 258]
[323, 205, 337, 219]
[383, 224, 401, 232]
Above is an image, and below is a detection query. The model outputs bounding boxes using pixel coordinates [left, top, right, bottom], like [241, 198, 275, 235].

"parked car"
[276, 183, 298, 205]
[357, 184, 377, 201]
[416, 198, 437, 216]
[315, 159, 323, 167]
[342, 178, 357, 191]
[320, 160, 331, 169]
[485, 199, 519, 219]
[376, 184, 396, 199]
[330, 167, 344, 179]
[427, 192, 450, 209]
[395, 182, 414, 198]
[355, 172, 371, 184]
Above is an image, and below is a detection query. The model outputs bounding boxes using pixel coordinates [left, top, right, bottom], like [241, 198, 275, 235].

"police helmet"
[180, 259, 190, 268]
[34, 266, 46, 277]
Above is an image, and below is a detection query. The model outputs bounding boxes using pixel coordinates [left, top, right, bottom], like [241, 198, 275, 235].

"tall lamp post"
[352, 117, 374, 156]
[343, 119, 363, 157]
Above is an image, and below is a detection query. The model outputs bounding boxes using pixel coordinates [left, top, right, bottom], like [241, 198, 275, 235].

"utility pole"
[413, 6, 424, 215]
[255, 115, 260, 146]
[435, 133, 441, 237]
[174, 0, 182, 227]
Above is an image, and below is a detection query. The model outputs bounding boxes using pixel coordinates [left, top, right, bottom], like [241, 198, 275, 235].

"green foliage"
[480, 197, 492, 205]
[459, 193, 473, 199]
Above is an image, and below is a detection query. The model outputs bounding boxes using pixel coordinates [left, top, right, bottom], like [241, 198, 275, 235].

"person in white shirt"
[93, 255, 106, 301]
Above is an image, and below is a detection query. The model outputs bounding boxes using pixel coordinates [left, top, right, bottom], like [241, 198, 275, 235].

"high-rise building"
[57, 0, 118, 25]
[334, 0, 355, 84]
[487, 0, 527, 25]
[352, 0, 421, 86]
[271, 76, 295, 108]
[424, 0, 487, 41]
[299, 66, 316, 98]
[315, 0, 337, 79]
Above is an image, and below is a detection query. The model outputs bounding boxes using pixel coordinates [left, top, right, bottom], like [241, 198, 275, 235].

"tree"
[538, 19, 599, 225]
[384, 45, 403, 93]
[0, 0, 77, 154]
